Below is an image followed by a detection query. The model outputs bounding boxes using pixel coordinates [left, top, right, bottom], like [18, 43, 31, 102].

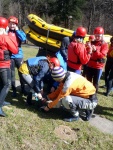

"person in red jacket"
[82, 35, 95, 77]
[0, 17, 18, 117]
[8, 16, 27, 97]
[86, 27, 109, 92]
[67, 27, 92, 74]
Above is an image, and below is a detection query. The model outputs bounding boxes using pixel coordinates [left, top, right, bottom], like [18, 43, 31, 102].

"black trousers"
[106, 65, 113, 94]
[105, 58, 113, 86]
[0, 68, 11, 107]
[11, 58, 25, 91]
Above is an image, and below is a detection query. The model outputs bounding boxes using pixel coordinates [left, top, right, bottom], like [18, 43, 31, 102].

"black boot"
[12, 89, 17, 97]
[103, 92, 109, 97]
[26, 92, 33, 105]
[21, 86, 28, 96]
[12, 84, 17, 97]
[0, 107, 6, 117]
[85, 109, 94, 121]
[63, 103, 79, 122]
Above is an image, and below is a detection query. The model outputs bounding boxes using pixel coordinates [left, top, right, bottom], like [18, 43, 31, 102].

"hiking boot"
[21, 88, 28, 96]
[2, 101, 11, 107]
[103, 92, 109, 97]
[85, 109, 94, 121]
[26, 92, 33, 105]
[12, 90, 17, 97]
[0, 107, 6, 117]
[63, 115, 79, 122]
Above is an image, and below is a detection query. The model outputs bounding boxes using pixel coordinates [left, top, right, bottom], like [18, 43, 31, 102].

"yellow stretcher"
[23, 25, 61, 52]
[27, 14, 74, 41]
[25, 14, 112, 53]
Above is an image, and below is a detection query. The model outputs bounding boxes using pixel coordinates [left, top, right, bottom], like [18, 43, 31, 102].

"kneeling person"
[18, 56, 60, 104]
[42, 67, 98, 122]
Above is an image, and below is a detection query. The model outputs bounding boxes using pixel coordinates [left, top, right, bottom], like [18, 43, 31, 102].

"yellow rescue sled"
[23, 25, 61, 52]
[27, 14, 74, 41]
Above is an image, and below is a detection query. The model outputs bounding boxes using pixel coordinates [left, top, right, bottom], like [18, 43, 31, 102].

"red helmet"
[89, 35, 95, 41]
[94, 27, 104, 34]
[76, 27, 87, 37]
[49, 57, 60, 67]
[0, 17, 8, 28]
[8, 16, 18, 24]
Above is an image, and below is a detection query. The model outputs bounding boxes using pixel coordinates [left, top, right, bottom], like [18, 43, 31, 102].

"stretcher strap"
[45, 24, 53, 55]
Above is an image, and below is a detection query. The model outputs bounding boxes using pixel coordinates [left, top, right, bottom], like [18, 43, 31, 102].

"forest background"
[0, 0, 113, 35]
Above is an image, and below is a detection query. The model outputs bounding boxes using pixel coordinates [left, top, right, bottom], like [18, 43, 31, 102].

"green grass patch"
[0, 45, 113, 150]
[15, 45, 38, 79]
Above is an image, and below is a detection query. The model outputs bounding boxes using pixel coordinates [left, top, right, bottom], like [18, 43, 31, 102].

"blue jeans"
[86, 67, 102, 92]
[67, 66, 81, 74]
[11, 58, 25, 91]
[0, 68, 11, 107]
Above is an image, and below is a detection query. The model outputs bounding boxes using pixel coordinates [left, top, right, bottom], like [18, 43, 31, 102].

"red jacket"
[67, 41, 91, 70]
[87, 40, 108, 69]
[0, 34, 18, 68]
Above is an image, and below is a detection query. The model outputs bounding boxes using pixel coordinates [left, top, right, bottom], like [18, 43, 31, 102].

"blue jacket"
[9, 30, 26, 59]
[27, 56, 47, 66]
[27, 57, 49, 92]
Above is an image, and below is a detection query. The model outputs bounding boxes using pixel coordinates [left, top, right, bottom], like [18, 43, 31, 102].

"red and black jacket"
[0, 34, 18, 68]
[87, 40, 108, 69]
[67, 41, 91, 70]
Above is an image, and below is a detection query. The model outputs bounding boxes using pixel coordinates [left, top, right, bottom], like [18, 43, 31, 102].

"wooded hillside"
[0, 0, 113, 34]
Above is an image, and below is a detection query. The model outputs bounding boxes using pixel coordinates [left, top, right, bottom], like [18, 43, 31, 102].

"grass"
[0, 45, 113, 150]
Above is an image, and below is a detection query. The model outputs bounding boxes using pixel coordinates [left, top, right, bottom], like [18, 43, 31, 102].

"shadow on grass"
[7, 85, 113, 121]
[95, 104, 113, 118]
[97, 91, 106, 95]
[6, 89, 67, 120]
[7, 90, 28, 110]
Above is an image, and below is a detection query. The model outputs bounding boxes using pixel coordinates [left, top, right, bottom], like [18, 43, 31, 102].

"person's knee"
[4, 80, 11, 89]
[8, 80, 11, 88]
[62, 96, 73, 109]
[84, 102, 97, 110]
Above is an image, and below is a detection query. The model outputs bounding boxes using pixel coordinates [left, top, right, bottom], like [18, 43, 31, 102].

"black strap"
[62, 71, 70, 83]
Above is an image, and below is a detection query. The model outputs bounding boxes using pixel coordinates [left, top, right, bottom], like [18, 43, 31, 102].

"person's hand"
[40, 89, 43, 95]
[14, 25, 19, 30]
[37, 93, 42, 99]
[50, 87, 55, 93]
[6, 26, 9, 33]
[41, 98, 47, 103]
[92, 45, 96, 52]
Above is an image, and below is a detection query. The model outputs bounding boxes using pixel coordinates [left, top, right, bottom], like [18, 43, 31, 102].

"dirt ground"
[54, 125, 78, 141]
